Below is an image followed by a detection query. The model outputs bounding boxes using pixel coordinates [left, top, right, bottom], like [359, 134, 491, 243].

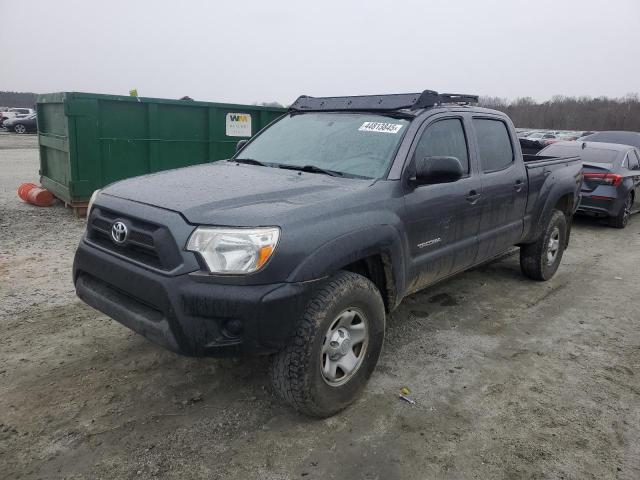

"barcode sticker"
[358, 122, 404, 134]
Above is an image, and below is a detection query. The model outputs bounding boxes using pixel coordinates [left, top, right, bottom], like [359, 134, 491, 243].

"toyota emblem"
[111, 221, 128, 244]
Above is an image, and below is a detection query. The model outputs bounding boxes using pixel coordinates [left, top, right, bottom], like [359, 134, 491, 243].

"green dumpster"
[36, 92, 285, 212]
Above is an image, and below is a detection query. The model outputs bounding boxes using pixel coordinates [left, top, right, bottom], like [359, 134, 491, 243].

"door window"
[628, 150, 640, 170]
[413, 118, 469, 173]
[473, 119, 514, 172]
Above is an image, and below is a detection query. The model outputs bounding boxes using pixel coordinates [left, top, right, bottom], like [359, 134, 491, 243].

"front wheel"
[609, 193, 633, 229]
[520, 209, 567, 281]
[14, 124, 26, 134]
[270, 271, 385, 417]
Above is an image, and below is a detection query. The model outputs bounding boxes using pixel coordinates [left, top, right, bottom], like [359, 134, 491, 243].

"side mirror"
[236, 139, 248, 152]
[413, 156, 463, 185]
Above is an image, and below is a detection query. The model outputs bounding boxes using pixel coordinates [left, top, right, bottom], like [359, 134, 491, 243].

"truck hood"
[102, 161, 373, 225]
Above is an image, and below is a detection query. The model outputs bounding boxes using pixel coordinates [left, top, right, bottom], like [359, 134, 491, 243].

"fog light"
[223, 319, 243, 338]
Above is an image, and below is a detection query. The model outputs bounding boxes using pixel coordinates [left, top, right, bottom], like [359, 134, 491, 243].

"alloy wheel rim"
[15, 124, 25, 134]
[546, 227, 560, 265]
[321, 308, 369, 386]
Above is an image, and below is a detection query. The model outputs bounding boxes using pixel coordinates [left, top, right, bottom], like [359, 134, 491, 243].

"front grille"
[87, 208, 182, 271]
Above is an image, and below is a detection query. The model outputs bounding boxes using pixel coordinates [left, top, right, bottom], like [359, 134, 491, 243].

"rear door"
[403, 114, 482, 291]
[472, 116, 528, 261]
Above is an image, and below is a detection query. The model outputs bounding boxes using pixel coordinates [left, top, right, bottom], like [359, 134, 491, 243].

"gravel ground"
[1, 131, 639, 479]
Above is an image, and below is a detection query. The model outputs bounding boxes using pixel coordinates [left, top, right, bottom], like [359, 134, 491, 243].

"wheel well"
[553, 193, 575, 248]
[342, 254, 396, 312]
[554, 193, 574, 217]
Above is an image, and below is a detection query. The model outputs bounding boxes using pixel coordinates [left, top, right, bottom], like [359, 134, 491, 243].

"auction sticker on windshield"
[359, 122, 404, 134]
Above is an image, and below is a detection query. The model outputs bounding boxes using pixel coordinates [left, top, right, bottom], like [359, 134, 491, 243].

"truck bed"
[521, 154, 582, 243]
[523, 154, 581, 167]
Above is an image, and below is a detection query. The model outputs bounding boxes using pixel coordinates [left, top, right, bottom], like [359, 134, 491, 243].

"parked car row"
[0, 107, 34, 126]
[517, 129, 585, 154]
[0, 107, 37, 134]
[517, 128, 594, 144]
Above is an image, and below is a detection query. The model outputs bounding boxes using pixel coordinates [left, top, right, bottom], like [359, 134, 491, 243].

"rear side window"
[413, 118, 469, 173]
[627, 150, 640, 169]
[473, 119, 514, 172]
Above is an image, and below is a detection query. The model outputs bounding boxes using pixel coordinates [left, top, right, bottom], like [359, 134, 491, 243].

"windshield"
[236, 112, 410, 179]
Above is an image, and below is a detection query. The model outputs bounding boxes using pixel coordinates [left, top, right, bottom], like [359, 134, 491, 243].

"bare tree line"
[0, 91, 37, 108]
[480, 94, 640, 131]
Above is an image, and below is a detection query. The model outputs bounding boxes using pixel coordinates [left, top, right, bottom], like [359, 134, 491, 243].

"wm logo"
[229, 114, 249, 122]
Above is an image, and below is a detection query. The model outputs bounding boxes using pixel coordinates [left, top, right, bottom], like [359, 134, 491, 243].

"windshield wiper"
[278, 164, 344, 177]
[231, 158, 269, 167]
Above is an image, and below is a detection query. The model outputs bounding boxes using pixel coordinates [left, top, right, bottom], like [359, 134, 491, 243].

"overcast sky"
[3, 0, 639, 105]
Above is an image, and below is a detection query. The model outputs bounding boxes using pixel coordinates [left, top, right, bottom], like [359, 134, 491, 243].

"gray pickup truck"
[74, 90, 582, 417]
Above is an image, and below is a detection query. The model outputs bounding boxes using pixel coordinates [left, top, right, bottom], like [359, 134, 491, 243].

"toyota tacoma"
[74, 90, 582, 417]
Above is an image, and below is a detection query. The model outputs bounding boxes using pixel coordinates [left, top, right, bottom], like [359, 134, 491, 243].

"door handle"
[514, 180, 524, 192]
[465, 190, 481, 204]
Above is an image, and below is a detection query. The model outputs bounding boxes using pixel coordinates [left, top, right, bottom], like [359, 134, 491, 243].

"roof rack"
[289, 89, 479, 112]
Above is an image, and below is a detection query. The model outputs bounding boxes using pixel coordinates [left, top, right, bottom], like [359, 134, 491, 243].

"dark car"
[540, 141, 640, 227]
[74, 90, 582, 417]
[579, 131, 640, 149]
[4, 113, 37, 134]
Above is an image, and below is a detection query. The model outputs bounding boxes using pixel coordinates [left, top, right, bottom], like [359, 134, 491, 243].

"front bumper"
[73, 240, 320, 357]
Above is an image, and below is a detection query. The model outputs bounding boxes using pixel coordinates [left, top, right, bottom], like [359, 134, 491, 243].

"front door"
[403, 116, 482, 293]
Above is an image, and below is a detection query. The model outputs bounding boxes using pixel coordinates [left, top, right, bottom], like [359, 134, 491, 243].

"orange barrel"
[26, 187, 55, 207]
[17, 183, 37, 202]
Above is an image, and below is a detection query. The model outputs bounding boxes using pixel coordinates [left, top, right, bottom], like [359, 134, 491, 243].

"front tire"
[270, 271, 385, 418]
[520, 209, 567, 281]
[609, 193, 633, 229]
[14, 124, 26, 134]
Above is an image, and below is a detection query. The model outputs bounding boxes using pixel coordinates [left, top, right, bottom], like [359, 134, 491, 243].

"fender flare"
[287, 224, 407, 306]
[527, 185, 576, 243]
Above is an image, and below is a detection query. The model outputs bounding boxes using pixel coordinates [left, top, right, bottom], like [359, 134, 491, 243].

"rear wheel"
[520, 209, 567, 281]
[14, 124, 26, 134]
[609, 193, 633, 229]
[270, 271, 385, 417]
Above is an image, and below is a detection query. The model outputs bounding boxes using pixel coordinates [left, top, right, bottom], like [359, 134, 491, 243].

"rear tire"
[14, 124, 26, 134]
[520, 209, 567, 281]
[609, 193, 632, 229]
[269, 271, 385, 418]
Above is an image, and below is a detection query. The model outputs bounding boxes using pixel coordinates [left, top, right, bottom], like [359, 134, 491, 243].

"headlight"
[87, 189, 101, 218]
[186, 227, 280, 274]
